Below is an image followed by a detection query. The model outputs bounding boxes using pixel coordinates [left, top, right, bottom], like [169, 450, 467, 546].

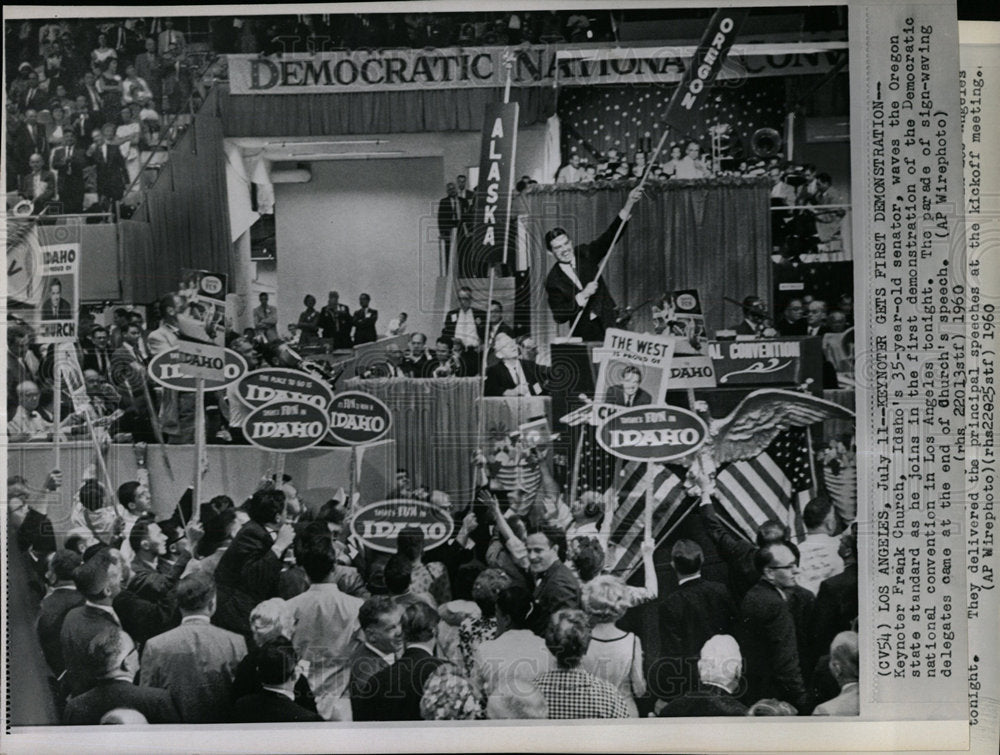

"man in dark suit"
[20, 73, 48, 112]
[13, 110, 48, 175]
[317, 290, 353, 350]
[41, 277, 72, 321]
[352, 293, 378, 345]
[90, 123, 129, 204]
[804, 299, 829, 337]
[737, 543, 807, 709]
[658, 634, 749, 716]
[455, 173, 475, 216]
[544, 186, 644, 342]
[232, 637, 322, 722]
[526, 526, 581, 637]
[213, 488, 296, 637]
[699, 503, 790, 601]
[50, 130, 88, 213]
[402, 332, 433, 377]
[350, 596, 404, 720]
[81, 325, 113, 378]
[360, 602, 445, 720]
[20, 152, 56, 215]
[730, 295, 776, 338]
[774, 298, 808, 336]
[653, 540, 737, 702]
[441, 286, 486, 350]
[60, 549, 129, 697]
[63, 627, 180, 724]
[437, 182, 464, 262]
[485, 332, 548, 397]
[809, 526, 858, 666]
[604, 365, 653, 407]
[36, 549, 85, 679]
[69, 97, 102, 147]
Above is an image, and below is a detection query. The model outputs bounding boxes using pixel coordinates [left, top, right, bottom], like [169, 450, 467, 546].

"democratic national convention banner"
[592, 328, 676, 411]
[228, 42, 848, 95]
[30, 241, 80, 345]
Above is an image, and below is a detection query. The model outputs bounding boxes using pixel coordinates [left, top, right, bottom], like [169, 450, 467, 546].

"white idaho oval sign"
[328, 391, 392, 445]
[597, 404, 708, 462]
[349, 499, 454, 553]
[147, 347, 248, 392]
[243, 400, 331, 452]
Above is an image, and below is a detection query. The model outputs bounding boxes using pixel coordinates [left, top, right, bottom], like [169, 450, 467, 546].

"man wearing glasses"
[737, 542, 808, 711]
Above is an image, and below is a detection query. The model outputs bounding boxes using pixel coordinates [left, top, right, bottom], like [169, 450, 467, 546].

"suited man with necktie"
[604, 365, 652, 407]
[20, 152, 56, 215]
[544, 186, 645, 342]
[21, 72, 47, 112]
[14, 110, 48, 174]
[50, 130, 87, 213]
[82, 326, 114, 378]
[41, 278, 72, 321]
[437, 182, 464, 264]
[89, 124, 129, 204]
[484, 332, 548, 397]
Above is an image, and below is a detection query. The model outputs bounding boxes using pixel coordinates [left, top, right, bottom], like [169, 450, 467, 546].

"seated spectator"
[232, 637, 322, 723]
[658, 634, 749, 717]
[361, 602, 446, 720]
[472, 585, 554, 700]
[138, 573, 246, 723]
[812, 631, 859, 716]
[419, 665, 483, 720]
[63, 627, 179, 724]
[580, 575, 646, 716]
[533, 609, 630, 719]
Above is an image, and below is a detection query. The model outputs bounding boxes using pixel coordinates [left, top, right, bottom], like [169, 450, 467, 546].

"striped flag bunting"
[714, 427, 813, 543]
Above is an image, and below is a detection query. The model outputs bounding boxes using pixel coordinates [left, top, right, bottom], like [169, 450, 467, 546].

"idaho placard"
[597, 404, 707, 462]
[148, 347, 248, 392]
[328, 391, 392, 445]
[237, 368, 334, 410]
[349, 499, 454, 554]
[243, 400, 331, 452]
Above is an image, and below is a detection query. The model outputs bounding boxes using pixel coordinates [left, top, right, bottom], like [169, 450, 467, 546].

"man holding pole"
[544, 186, 644, 342]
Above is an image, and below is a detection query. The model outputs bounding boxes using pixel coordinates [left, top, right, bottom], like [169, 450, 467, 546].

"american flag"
[714, 427, 813, 543]
[577, 426, 691, 578]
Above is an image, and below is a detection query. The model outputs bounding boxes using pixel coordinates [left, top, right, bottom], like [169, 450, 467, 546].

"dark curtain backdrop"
[127, 87, 233, 301]
[517, 178, 772, 359]
[344, 376, 481, 503]
[216, 83, 555, 136]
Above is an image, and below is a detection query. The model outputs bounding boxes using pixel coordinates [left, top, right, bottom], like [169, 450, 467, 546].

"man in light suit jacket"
[20, 152, 56, 215]
[544, 186, 644, 342]
[140, 573, 247, 723]
[812, 631, 859, 716]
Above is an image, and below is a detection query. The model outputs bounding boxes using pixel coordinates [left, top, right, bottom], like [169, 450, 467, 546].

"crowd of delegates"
[6, 18, 202, 217]
[10, 408, 859, 724]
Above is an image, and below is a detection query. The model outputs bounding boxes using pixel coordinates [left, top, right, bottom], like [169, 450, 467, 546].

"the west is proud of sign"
[244, 400, 331, 452]
[328, 391, 392, 445]
[597, 404, 707, 462]
[349, 499, 454, 553]
[236, 368, 334, 410]
[148, 347, 248, 392]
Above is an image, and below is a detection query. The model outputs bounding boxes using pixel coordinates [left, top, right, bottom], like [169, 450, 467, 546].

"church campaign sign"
[597, 404, 708, 463]
[243, 400, 331, 452]
[148, 347, 248, 392]
[328, 391, 393, 445]
[31, 241, 80, 345]
[349, 499, 455, 554]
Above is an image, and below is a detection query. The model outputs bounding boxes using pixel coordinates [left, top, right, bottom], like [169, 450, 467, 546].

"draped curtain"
[216, 84, 556, 136]
[517, 178, 772, 360]
[344, 376, 482, 503]
[127, 88, 234, 302]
